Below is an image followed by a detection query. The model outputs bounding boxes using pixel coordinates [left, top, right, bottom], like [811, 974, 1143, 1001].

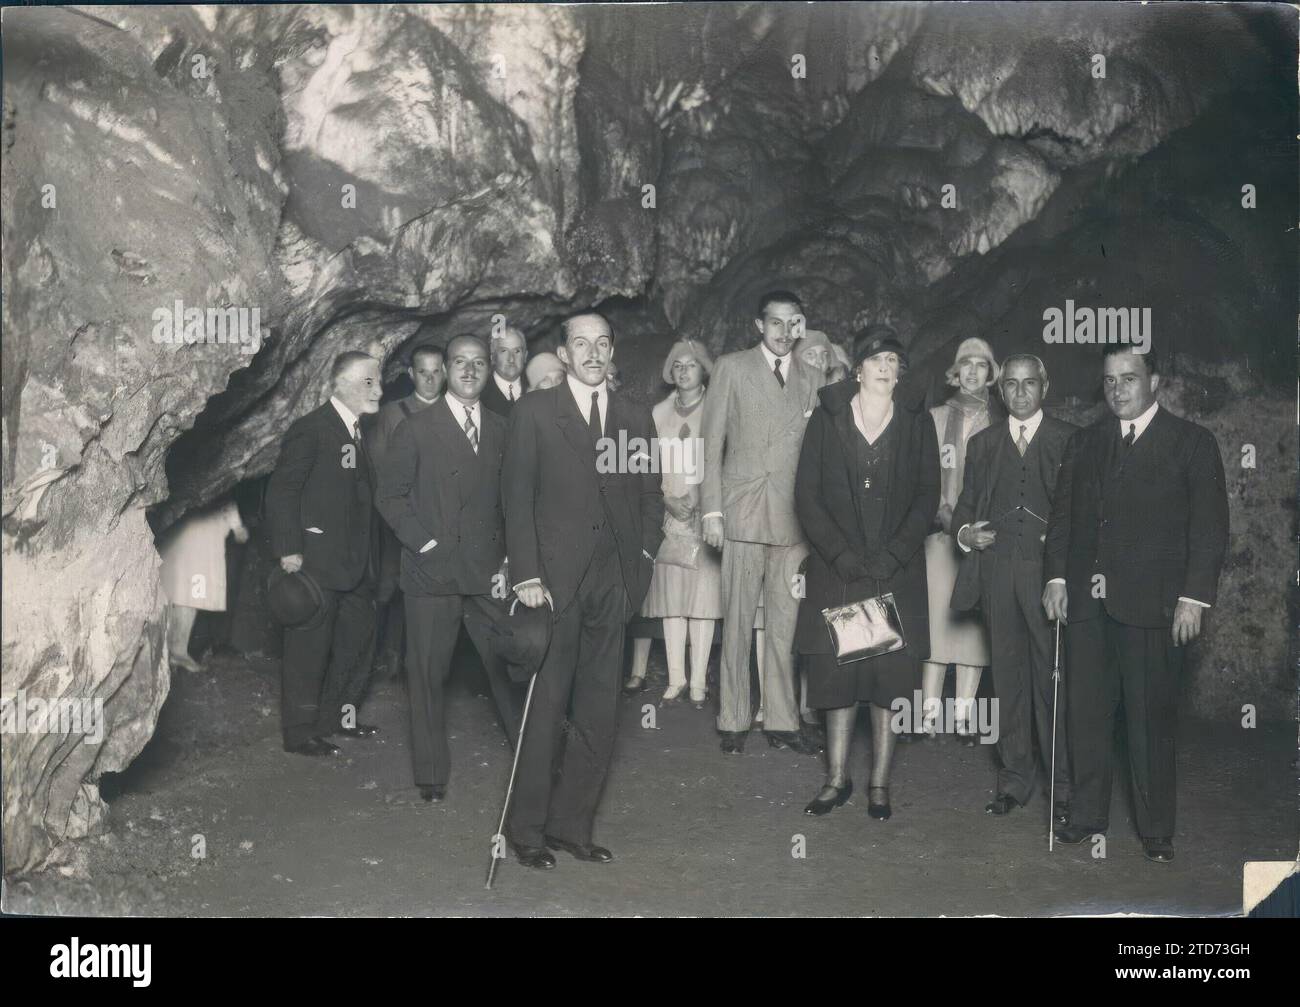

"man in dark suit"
[367, 344, 445, 680]
[480, 325, 527, 416]
[502, 312, 664, 869]
[1043, 345, 1228, 862]
[266, 351, 383, 756]
[376, 335, 519, 803]
[951, 354, 1076, 821]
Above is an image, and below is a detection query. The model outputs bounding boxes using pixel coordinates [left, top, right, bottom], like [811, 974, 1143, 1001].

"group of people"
[261, 288, 1228, 870]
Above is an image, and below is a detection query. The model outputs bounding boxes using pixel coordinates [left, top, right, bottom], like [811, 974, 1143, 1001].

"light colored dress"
[160, 500, 244, 612]
[924, 400, 992, 666]
[641, 392, 723, 618]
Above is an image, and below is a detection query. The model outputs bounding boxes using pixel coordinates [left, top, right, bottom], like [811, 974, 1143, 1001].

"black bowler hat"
[493, 598, 554, 683]
[267, 569, 326, 628]
[852, 324, 910, 371]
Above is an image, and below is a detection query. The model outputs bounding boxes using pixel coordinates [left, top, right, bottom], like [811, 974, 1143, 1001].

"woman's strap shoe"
[804, 781, 853, 816]
[867, 786, 892, 820]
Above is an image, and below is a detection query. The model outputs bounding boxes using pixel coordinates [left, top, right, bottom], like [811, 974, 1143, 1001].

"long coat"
[793, 379, 940, 657]
[502, 382, 665, 616]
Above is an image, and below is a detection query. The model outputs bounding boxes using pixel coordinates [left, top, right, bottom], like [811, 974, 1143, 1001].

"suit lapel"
[554, 384, 602, 495]
[326, 403, 371, 487]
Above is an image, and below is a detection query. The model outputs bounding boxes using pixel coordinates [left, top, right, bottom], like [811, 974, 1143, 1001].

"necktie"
[588, 391, 602, 441]
[508, 384, 516, 402]
[1123, 422, 1135, 449]
[352, 420, 361, 443]
[773, 357, 785, 388]
[463, 409, 479, 454]
[1016, 424, 1028, 457]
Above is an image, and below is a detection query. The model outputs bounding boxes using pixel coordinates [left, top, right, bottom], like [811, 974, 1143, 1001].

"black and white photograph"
[1, 0, 1297, 934]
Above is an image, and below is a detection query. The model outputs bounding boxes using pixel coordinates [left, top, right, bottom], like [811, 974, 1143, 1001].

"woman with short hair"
[626, 340, 723, 707]
[921, 337, 999, 744]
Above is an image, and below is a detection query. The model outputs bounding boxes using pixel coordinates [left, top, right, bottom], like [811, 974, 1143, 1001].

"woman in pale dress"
[921, 338, 998, 743]
[159, 497, 248, 672]
[626, 340, 723, 707]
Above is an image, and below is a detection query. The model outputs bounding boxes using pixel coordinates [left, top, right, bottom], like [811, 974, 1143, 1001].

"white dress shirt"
[1045, 402, 1207, 607]
[330, 396, 361, 439]
[494, 372, 523, 402]
[443, 394, 481, 452]
[758, 342, 793, 379]
[957, 409, 1043, 553]
[1119, 399, 1159, 444]
[567, 373, 608, 433]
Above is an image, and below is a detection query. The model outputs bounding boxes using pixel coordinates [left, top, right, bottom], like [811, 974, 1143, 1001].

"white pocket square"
[305, 527, 324, 534]
[419, 539, 438, 554]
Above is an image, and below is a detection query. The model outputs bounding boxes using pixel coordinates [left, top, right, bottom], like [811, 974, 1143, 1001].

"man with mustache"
[951, 353, 1076, 821]
[377, 335, 521, 802]
[701, 290, 824, 756]
[502, 312, 664, 869]
[267, 351, 383, 756]
[1043, 345, 1228, 863]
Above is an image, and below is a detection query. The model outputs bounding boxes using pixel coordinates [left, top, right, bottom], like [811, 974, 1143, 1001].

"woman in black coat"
[793, 327, 940, 820]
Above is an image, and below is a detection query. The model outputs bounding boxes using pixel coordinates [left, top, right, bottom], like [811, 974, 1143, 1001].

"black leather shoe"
[511, 843, 557, 870]
[985, 794, 1022, 816]
[1142, 836, 1175, 863]
[623, 676, 646, 695]
[765, 730, 824, 755]
[867, 786, 892, 821]
[545, 835, 613, 863]
[720, 731, 746, 755]
[1054, 823, 1105, 845]
[284, 736, 340, 756]
[418, 784, 446, 803]
[804, 781, 853, 816]
[336, 723, 379, 738]
[1053, 802, 1071, 828]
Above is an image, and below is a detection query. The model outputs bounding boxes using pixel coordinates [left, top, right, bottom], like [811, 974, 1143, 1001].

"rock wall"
[2, 3, 1294, 873]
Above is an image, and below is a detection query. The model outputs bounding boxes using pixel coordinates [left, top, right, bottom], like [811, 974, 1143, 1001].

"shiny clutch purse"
[656, 529, 701, 569]
[822, 592, 905, 665]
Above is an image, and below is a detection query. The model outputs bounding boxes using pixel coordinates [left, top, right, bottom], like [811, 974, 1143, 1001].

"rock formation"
[2, 3, 1294, 872]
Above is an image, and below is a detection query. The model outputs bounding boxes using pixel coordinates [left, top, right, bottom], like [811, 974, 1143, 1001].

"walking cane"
[485, 668, 538, 890]
[485, 591, 552, 891]
[1048, 618, 1062, 853]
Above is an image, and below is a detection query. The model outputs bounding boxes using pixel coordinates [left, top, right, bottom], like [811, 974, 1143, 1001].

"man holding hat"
[502, 311, 664, 869]
[377, 334, 521, 803]
[266, 351, 383, 756]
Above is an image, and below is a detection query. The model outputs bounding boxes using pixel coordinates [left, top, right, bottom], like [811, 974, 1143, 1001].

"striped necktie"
[463, 409, 479, 454]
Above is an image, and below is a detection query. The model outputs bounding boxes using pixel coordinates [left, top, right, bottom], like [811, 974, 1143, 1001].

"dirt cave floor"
[5, 641, 1297, 917]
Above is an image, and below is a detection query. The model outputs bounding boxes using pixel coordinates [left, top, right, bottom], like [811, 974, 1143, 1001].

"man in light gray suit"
[702, 290, 824, 755]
